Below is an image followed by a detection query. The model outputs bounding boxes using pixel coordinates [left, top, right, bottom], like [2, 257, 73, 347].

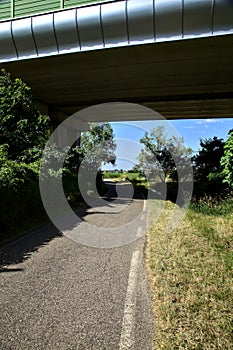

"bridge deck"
[1, 34, 233, 121]
[0, 0, 232, 121]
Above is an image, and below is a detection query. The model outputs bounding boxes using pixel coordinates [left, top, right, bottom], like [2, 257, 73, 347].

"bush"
[0, 69, 51, 163]
[221, 129, 233, 189]
[0, 150, 45, 239]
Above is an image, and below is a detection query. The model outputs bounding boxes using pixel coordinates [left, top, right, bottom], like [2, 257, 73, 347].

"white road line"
[119, 250, 140, 350]
[143, 200, 147, 212]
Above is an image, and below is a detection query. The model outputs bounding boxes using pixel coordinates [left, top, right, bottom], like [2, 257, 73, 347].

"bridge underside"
[1, 34, 233, 122]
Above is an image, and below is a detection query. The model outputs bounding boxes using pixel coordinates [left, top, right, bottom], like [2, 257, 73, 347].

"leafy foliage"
[138, 126, 192, 181]
[0, 145, 38, 189]
[80, 122, 116, 169]
[0, 69, 51, 163]
[221, 129, 233, 188]
[66, 122, 116, 173]
[0, 144, 43, 237]
[40, 122, 116, 207]
[192, 136, 225, 183]
[0, 70, 52, 242]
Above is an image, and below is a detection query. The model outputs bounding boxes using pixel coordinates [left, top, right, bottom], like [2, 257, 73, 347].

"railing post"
[10, 0, 14, 18]
[60, 0, 64, 9]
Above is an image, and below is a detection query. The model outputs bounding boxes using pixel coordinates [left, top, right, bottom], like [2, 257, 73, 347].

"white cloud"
[195, 118, 225, 125]
[206, 118, 217, 123]
[183, 126, 194, 129]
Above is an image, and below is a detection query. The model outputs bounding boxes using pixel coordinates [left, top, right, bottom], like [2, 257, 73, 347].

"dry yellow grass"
[146, 200, 233, 350]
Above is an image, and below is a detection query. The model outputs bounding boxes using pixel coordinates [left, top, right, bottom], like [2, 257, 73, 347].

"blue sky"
[102, 118, 232, 171]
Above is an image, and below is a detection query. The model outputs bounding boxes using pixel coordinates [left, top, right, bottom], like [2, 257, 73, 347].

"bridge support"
[46, 108, 90, 147]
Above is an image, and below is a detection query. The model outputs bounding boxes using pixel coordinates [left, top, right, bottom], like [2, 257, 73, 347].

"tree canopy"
[80, 122, 116, 165]
[66, 122, 116, 173]
[192, 136, 225, 183]
[0, 69, 51, 163]
[137, 126, 192, 181]
[220, 129, 233, 189]
[0, 70, 116, 238]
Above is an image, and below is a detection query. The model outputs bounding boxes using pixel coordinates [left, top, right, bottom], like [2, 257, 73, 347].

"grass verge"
[146, 197, 233, 349]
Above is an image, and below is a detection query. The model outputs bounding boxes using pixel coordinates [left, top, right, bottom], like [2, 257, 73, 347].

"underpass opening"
[39, 102, 194, 248]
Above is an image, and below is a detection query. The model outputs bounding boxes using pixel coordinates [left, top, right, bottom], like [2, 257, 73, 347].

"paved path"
[0, 182, 153, 350]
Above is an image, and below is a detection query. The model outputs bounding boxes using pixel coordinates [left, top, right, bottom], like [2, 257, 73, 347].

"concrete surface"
[1, 34, 233, 120]
[0, 182, 154, 350]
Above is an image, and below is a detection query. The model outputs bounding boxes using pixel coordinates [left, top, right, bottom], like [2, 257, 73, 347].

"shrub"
[0, 148, 43, 237]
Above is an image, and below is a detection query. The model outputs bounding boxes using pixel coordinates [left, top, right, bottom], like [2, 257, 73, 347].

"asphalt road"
[0, 182, 153, 350]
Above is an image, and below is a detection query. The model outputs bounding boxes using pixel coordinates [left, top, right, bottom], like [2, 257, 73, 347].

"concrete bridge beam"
[47, 109, 90, 147]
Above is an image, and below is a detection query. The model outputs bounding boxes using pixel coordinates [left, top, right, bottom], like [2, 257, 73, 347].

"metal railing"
[0, 0, 116, 21]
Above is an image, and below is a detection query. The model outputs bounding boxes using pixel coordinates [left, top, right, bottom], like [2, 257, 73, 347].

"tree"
[62, 122, 116, 197]
[129, 164, 142, 174]
[0, 69, 51, 162]
[220, 129, 233, 189]
[80, 122, 116, 165]
[66, 122, 116, 172]
[137, 126, 192, 182]
[192, 136, 225, 183]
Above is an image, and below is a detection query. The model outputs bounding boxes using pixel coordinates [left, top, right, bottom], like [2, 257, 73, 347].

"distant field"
[103, 171, 145, 181]
[146, 195, 233, 349]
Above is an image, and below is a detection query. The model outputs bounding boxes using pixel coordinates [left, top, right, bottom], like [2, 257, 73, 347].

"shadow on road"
[0, 181, 145, 270]
[0, 267, 24, 273]
[0, 223, 62, 270]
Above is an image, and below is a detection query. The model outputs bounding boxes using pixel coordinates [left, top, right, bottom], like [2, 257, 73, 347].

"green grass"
[190, 193, 233, 217]
[103, 171, 124, 179]
[146, 195, 233, 349]
[103, 171, 147, 186]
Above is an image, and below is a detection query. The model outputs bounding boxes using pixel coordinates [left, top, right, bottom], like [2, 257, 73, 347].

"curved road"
[0, 181, 153, 350]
